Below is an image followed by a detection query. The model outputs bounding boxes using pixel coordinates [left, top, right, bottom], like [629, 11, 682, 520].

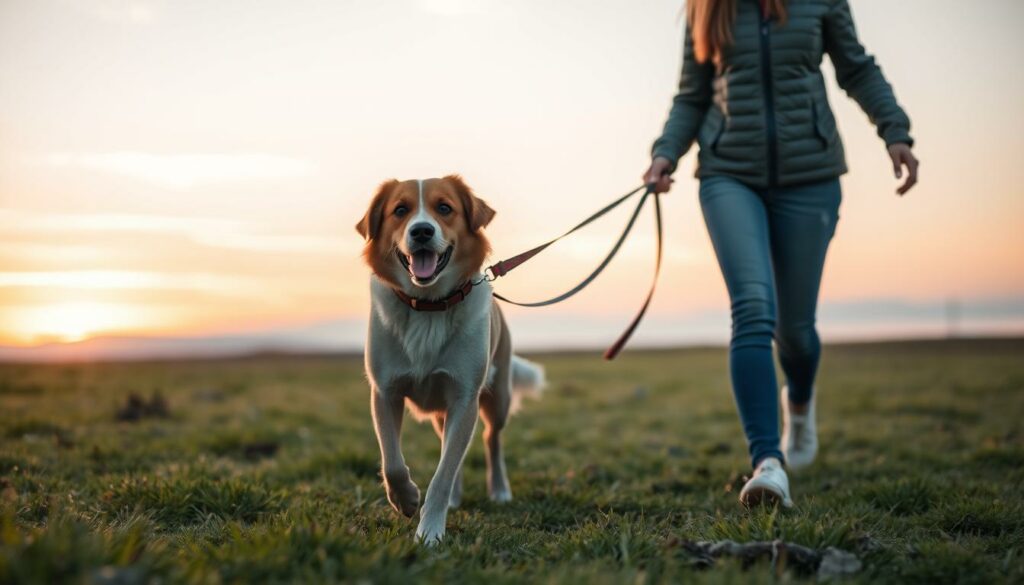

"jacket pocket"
[811, 102, 831, 150]
[710, 114, 726, 155]
[698, 110, 727, 156]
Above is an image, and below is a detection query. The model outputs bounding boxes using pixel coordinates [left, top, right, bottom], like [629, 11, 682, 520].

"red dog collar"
[393, 280, 475, 312]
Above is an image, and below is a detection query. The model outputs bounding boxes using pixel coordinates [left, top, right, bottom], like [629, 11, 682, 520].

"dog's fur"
[357, 175, 544, 544]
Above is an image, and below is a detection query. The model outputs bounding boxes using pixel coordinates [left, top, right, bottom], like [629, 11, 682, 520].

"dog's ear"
[445, 174, 495, 232]
[356, 180, 399, 240]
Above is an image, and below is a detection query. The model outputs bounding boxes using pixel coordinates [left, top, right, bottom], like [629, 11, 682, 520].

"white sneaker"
[739, 457, 794, 508]
[781, 387, 818, 470]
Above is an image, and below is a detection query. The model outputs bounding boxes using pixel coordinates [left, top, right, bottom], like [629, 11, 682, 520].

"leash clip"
[471, 268, 497, 286]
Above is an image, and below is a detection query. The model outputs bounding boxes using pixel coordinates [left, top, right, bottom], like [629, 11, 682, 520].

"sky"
[1, 0, 1023, 356]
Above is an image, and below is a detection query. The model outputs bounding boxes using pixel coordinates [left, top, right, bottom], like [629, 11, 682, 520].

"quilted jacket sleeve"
[824, 0, 913, 147]
[651, 24, 714, 171]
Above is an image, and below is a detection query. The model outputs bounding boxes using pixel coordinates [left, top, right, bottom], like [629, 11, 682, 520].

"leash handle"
[603, 185, 663, 360]
[486, 183, 663, 359]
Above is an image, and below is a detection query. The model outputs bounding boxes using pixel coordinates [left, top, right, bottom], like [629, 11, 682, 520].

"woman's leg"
[765, 179, 842, 406]
[699, 176, 783, 468]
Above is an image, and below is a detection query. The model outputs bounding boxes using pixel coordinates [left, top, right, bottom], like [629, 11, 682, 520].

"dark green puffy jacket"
[652, 0, 913, 188]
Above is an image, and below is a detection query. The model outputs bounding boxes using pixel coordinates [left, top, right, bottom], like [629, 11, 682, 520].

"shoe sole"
[739, 485, 783, 508]
[740, 484, 794, 509]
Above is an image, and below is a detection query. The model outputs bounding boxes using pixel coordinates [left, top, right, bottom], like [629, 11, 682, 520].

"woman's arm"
[824, 0, 912, 147]
[824, 0, 917, 193]
[650, 24, 714, 174]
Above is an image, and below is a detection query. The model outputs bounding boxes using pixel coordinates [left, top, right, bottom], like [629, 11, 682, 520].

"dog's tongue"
[411, 250, 438, 279]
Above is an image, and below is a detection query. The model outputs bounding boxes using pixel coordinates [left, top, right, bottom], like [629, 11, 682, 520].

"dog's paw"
[488, 488, 513, 504]
[385, 478, 420, 518]
[415, 520, 445, 546]
[488, 478, 512, 503]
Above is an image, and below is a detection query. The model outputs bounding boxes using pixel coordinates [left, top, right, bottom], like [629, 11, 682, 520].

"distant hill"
[0, 319, 366, 362]
[2, 297, 1021, 362]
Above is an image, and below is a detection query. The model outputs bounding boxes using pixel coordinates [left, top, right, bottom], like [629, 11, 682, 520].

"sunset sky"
[1, 0, 1022, 356]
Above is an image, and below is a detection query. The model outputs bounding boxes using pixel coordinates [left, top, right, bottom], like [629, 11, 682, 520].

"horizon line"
[1, 333, 1021, 366]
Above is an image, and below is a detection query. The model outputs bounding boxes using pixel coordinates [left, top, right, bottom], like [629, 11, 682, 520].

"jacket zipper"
[759, 14, 778, 187]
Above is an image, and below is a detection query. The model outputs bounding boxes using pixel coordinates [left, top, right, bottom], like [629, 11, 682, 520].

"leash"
[479, 183, 664, 360]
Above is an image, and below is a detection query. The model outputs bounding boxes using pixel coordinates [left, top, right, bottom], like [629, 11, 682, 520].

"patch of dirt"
[241, 441, 279, 460]
[669, 539, 862, 580]
[115, 391, 170, 422]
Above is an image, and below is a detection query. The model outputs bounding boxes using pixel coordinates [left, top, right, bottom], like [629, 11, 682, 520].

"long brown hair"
[688, 0, 787, 65]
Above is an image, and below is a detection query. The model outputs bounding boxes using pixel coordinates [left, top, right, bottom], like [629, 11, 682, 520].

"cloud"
[66, 0, 162, 24]
[414, 0, 487, 16]
[3, 211, 242, 234]
[193, 232, 348, 254]
[41, 152, 317, 188]
[0, 242, 117, 264]
[0, 270, 260, 295]
[0, 209, 350, 255]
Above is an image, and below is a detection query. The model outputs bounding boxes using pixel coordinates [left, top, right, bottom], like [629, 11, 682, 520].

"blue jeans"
[699, 176, 841, 468]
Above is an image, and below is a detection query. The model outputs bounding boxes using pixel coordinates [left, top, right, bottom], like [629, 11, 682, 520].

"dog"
[356, 175, 545, 544]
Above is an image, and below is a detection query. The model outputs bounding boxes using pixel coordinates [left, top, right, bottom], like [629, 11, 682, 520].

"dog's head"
[357, 175, 495, 294]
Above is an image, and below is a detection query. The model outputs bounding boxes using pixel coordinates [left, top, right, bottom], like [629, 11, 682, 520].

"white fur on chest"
[370, 276, 492, 383]
[398, 310, 459, 378]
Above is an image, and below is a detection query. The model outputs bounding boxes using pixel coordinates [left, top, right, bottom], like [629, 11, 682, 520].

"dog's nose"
[409, 223, 435, 244]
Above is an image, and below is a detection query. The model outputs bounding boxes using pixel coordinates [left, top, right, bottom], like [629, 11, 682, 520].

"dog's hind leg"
[371, 388, 420, 518]
[480, 381, 513, 503]
[431, 414, 463, 509]
[417, 393, 478, 545]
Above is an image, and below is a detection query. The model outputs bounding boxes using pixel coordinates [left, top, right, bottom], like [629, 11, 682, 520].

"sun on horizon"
[4, 301, 160, 345]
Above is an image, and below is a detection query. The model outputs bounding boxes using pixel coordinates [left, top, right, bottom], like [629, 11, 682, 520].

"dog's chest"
[399, 311, 456, 376]
[369, 277, 492, 389]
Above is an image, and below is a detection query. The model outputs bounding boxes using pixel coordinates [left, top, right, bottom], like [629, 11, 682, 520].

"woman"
[644, 0, 918, 507]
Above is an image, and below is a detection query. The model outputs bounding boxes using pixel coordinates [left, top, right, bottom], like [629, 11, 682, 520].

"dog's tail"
[510, 354, 545, 413]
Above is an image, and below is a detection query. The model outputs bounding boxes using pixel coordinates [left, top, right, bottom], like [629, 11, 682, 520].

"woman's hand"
[644, 157, 675, 194]
[888, 143, 919, 195]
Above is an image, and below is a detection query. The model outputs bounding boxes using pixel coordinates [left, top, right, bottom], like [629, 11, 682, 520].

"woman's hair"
[687, 0, 788, 65]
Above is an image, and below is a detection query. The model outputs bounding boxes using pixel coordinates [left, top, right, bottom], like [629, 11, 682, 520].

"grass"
[0, 338, 1022, 584]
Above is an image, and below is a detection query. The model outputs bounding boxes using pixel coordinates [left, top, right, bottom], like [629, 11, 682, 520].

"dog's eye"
[437, 203, 453, 215]
[394, 205, 408, 218]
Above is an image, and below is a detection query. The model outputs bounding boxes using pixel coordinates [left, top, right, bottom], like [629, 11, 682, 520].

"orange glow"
[0, 1, 1022, 354]
[4, 302, 161, 344]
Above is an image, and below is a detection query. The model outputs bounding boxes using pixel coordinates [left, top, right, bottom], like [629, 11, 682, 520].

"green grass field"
[1, 339, 1022, 584]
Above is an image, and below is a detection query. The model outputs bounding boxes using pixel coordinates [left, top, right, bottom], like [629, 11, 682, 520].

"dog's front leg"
[371, 387, 420, 518]
[416, 393, 478, 545]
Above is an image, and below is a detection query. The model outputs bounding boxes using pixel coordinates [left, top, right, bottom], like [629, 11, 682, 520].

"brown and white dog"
[356, 175, 544, 544]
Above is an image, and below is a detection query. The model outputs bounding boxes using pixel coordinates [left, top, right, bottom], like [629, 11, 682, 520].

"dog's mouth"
[397, 246, 453, 285]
